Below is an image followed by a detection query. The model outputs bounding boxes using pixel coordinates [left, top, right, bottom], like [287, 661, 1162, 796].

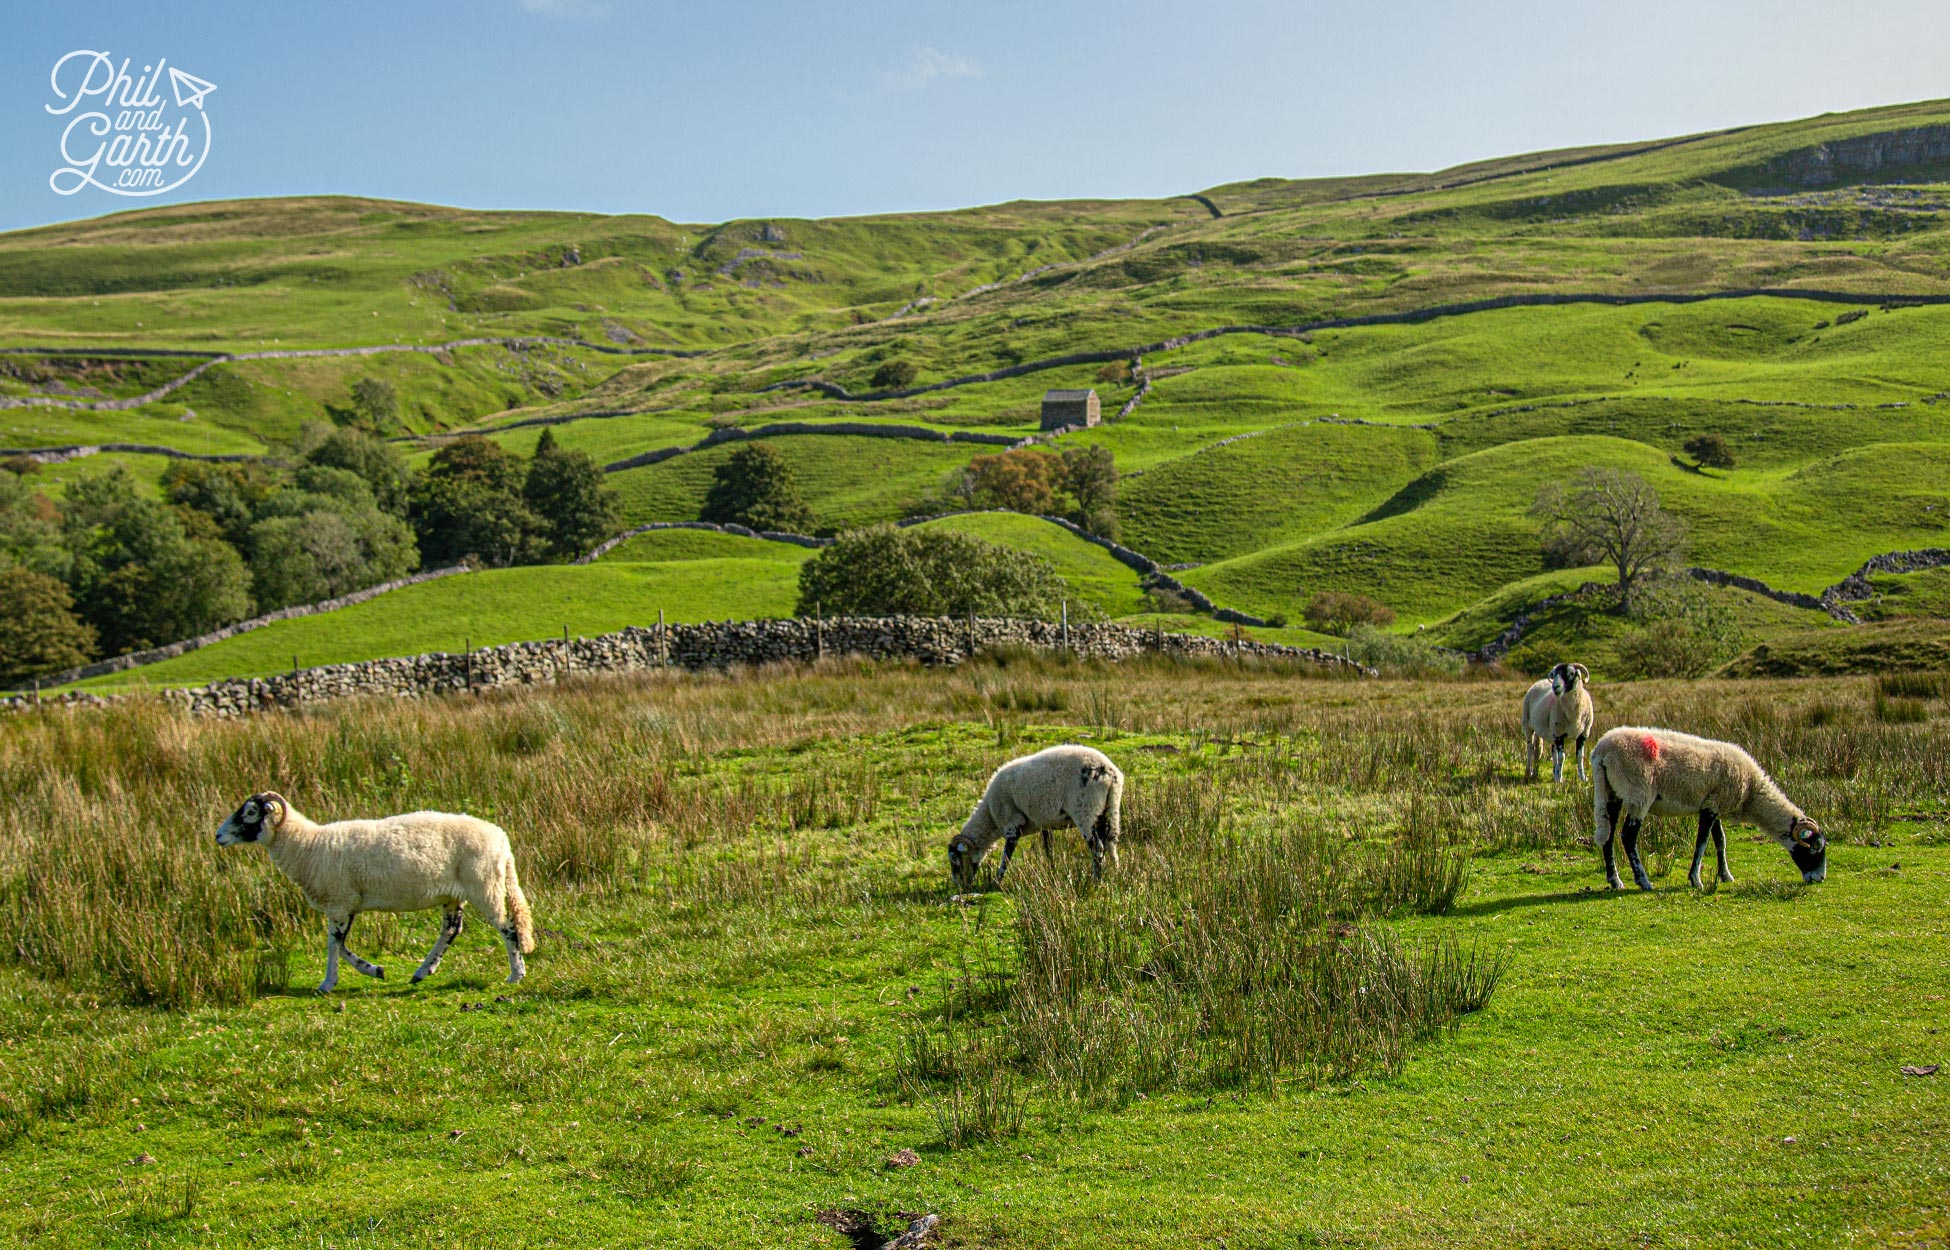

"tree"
[1059, 444, 1119, 537]
[299, 422, 412, 514]
[964, 449, 1061, 516]
[700, 443, 814, 533]
[162, 461, 278, 549]
[0, 565, 96, 685]
[1531, 468, 1686, 614]
[1304, 591, 1395, 636]
[869, 359, 918, 390]
[61, 469, 253, 654]
[796, 524, 1070, 619]
[409, 435, 542, 567]
[1684, 434, 1736, 471]
[524, 428, 622, 560]
[350, 377, 400, 430]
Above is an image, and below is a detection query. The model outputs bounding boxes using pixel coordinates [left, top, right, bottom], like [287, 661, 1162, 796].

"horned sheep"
[1589, 727, 1826, 892]
[215, 792, 536, 993]
[948, 744, 1124, 891]
[1522, 661, 1594, 783]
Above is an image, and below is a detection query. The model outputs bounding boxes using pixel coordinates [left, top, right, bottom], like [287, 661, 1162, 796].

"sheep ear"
[259, 792, 288, 826]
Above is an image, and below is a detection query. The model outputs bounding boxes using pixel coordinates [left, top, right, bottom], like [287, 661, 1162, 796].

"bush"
[796, 524, 1070, 619]
[1345, 625, 1465, 678]
[869, 359, 918, 390]
[0, 565, 96, 685]
[700, 443, 814, 533]
[1684, 434, 1736, 470]
[957, 444, 1119, 537]
[1094, 361, 1131, 384]
[349, 377, 399, 429]
[1612, 578, 1746, 679]
[1304, 591, 1395, 635]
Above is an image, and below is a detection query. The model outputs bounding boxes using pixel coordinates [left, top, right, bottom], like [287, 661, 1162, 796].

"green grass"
[75, 546, 814, 690]
[4, 665, 1948, 1246]
[15, 104, 1950, 681]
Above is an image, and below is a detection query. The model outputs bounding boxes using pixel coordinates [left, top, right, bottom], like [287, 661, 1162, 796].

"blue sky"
[3, 0, 1947, 231]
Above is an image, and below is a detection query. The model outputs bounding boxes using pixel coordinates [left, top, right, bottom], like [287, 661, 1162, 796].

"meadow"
[3, 658, 1948, 1247]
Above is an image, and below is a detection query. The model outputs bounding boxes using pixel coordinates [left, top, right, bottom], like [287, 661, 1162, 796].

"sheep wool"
[1589, 726, 1825, 892]
[1521, 662, 1594, 784]
[949, 744, 1124, 890]
[216, 792, 536, 993]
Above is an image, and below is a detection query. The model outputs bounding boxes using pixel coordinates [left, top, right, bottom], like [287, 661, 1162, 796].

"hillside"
[12, 99, 1950, 684]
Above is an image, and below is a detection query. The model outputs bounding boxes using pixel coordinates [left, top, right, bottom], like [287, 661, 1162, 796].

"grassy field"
[3, 661, 1947, 1247]
[12, 102, 1950, 686]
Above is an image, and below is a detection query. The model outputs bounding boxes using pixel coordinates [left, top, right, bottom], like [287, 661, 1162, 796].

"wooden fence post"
[464, 638, 471, 692]
[1061, 599, 1070, 651]
[815, 600, 823, 662]
[658, 609, 666, 666]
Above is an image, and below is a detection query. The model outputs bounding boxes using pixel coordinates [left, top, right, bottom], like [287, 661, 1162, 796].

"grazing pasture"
[3, 658, 1947, 1246]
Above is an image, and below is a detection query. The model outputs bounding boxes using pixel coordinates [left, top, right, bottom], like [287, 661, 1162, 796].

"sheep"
[948, 745, 1124, 891]
[1522, 662, 1594, 783]
[1589, 727, 1826, 892]
[215, 792, 536, 993]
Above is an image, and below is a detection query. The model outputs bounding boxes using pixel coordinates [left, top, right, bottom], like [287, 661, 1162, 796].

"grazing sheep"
[215, 792, 536, 993]
[1522, 662, 1594, 783]
[1590, 727, 1825, 892]
[948, 745, 1124, 890]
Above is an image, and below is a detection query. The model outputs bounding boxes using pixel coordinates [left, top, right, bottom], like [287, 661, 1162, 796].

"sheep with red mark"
[1589, 727, 1825, 891]
[1521, 662, 1594, 783]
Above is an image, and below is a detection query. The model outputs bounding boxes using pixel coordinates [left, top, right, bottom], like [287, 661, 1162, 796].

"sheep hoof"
[313, 983, 335, 995]
[1718, 872, 1736, 884]
[1634, 879, 1654, 893]
[411, 969, 431, 984]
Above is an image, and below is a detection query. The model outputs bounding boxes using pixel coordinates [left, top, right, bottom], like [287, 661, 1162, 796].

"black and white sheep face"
[216, 793, 281, 846]
[1785, 817, 1827, 883]
[947, 837, 983, 891]
[1549, 663, 1588, 696]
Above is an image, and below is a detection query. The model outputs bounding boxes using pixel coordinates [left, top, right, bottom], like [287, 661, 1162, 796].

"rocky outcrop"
[1754, 126, 1950, 189]
[2, 617, 1371, 716]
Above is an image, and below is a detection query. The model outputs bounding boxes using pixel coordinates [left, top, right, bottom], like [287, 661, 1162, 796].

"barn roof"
[1043, 388, 1097, 401]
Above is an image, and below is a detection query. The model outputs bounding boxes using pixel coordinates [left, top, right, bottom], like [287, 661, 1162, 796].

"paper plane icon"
[168, 67, 217, 110]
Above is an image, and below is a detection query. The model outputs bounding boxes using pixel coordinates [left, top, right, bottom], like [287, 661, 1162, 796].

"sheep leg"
[1525, 732, 1540, 782]
[992, 819, 1028, 886]
[1551, 734, 1567, 784]
[1710, 814, 1734, 884]
[318, 921, 343, 994]
[1575, 733, 1589, 782]
[412, 904, 465, 983]
[1689, 812, 1713, 889]
[1040, 829, 1052, 858]
[335, 915, 386, 980]
[1621, 816, 1653, 892]
[498, 922, 527, 984]
[1601, 794, 1625, 890]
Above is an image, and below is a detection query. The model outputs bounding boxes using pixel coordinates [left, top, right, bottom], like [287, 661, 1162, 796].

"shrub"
[1612, 578, 1746, 679]
[869, 359, 918, 390]
[2, 455, 41, 476]
[796, 524, 1069, 619]
[1094, 361, 1131, 384]
[958, 445, 1119, 537]
[1345, 625, 1465, 678]
[1304, 591, 1395, 635]
[1684, 433, 1736, 470]
[700, 443, 814, 533]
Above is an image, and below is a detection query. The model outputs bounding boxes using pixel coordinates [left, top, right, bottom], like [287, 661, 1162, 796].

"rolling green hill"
[15, 98, 1950, 685]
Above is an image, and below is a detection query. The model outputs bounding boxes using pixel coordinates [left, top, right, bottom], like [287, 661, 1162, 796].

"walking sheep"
[215, 792, 536, 993]
[948, 744, 1124, 891]
[1589, 727, 1826, 892]
[1522, 662, 1594, 783]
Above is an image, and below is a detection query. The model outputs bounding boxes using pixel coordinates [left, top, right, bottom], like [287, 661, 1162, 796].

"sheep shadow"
[1448, 884, 1634, 919]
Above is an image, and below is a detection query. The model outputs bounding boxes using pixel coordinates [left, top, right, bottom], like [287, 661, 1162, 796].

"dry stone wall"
[3, 617, 1369, 717]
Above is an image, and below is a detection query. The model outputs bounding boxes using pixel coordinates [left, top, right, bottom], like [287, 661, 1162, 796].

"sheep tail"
[505, 858, 536, 953]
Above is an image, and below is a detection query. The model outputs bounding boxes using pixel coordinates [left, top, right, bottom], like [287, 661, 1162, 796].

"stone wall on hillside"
[3, 617, 1370, 717]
